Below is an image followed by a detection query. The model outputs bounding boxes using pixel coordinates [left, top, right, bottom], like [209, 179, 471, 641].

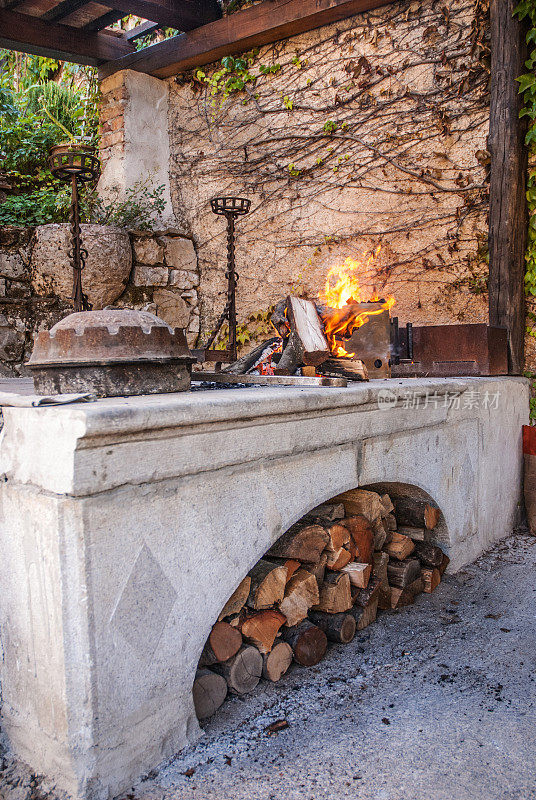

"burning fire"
[318, 250, 395, 358]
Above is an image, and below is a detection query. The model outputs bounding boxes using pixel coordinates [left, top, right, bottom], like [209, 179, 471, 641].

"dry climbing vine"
[168, 0, 491, 336]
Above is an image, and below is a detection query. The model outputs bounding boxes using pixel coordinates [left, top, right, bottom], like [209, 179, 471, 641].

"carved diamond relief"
[111, 543, 177, 662]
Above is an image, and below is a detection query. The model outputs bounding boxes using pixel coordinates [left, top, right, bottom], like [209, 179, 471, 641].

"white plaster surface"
[0, 377, 528, 800]
[98, 71, 175, 228]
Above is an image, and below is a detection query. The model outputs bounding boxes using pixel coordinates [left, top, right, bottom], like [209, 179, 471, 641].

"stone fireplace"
[0, 375, 527, 800]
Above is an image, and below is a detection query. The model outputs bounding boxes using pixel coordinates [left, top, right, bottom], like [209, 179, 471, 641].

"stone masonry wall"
[165, 0, 491, 345]
[0, 226, 200, 375]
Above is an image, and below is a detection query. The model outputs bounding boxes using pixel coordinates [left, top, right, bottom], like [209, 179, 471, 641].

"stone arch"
[191, 474, 449, 731]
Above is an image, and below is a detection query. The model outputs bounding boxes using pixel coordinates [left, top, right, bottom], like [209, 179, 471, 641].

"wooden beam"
[83, 8, 124, 30]
[99, 0, 395, 79]
[488, 0, 528, 374]
[123, 19, 160, 40]
[102, 0, 220, 31]
[41, 0, 90, 22]
[0, 7, 135, 63]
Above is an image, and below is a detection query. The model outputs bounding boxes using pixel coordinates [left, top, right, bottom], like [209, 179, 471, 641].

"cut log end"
[262, 641, 294, 682]
[193, 669, 228, 720]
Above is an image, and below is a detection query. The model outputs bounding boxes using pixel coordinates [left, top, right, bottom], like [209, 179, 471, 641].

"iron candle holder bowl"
[210, 196, 251, 217]
[49, 142, 100, 182]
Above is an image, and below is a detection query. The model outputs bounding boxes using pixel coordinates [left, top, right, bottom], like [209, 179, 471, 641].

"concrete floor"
[1, 533, 536, 800]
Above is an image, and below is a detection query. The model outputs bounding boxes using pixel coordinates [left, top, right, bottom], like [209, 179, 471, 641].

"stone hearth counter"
[0, 376, 528, 800]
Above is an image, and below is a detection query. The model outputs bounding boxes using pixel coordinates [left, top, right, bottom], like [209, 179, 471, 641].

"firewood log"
[397, 525, 427, 541]
[282, 621, 328, 666]
[371, 516, 388, 551]
[193, 669, 228, 720]
[308, 610, 356, 644]
[239, 609, 286, 654]
[341, 561, 371, 589]
[390, 577, 424, 610]
[265, 558, 301, 581]
[325, 547, 352, 571]
[324, 522, 351, 552]
[387, 558, 421, 589]
[279, 569, 319, 627]
[372, 551, 391, 610]
[317, 357, 368, 381]
[285, 295, 330, 366]
[421, 567, 441, 593]
[262, 641, 293, 681]
[393, 496, 440, 529]
[247, 560, 287, 609]
[223, 336, 280, 375]
[380, 493, 394, 516]
[274, 331, 304, 375]
[412, 541, 444, 568]
[372, 551, 389, 584]
[267, 524, 329, 563]
[352, 575, 382, 608]
[384, 531, 415, 561]
[303, 503, 345, 524]
[331, 489, 384, 521]
[350, 597, 379, 630]
[341, 515, 374, 564]
[214, 645, 263, 694]
[199, 621, 243, 666]
[385, 513, 397, 532]
[312, 552, 327, 589]
[218, 576, 252, 621]
[313, 571, 353, 613]
[438, 552, 450, 576]
[270, 299, 290, 337]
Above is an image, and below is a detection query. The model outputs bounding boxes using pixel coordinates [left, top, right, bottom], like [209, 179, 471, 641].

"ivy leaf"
[517, 73, 536, 93]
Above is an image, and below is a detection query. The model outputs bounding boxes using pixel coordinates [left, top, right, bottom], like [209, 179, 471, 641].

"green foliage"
[0, 52, 100, 225]
[0, 178, 166, 229]
[81, 179, 166, 230]
[514, 2, 536, 304]
[323, 120, 338, 134]
[195, 53, 282, 106]
[0, 185, 71, 227]
[213, 308, 275, 351]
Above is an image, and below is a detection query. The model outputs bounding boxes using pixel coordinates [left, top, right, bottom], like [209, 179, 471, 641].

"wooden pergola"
[0, 0, 397, 76]
[0, 0, 529, 373]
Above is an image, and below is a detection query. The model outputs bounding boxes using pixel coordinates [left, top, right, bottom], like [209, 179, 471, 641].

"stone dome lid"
[28, 309, 193, 367]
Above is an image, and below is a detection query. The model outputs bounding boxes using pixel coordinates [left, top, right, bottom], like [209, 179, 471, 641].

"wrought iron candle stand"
[48, 144, 100, 313]
[194, 196, 251, 365]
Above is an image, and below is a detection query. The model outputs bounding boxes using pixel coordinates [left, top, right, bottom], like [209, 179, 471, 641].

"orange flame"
[318, 250, 395, 357]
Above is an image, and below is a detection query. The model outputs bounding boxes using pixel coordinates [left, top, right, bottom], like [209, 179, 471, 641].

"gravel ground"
[2, 533, 536, 800]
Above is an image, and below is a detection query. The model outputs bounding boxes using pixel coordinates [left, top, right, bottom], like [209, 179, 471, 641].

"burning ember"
[317, 250, 395, 358]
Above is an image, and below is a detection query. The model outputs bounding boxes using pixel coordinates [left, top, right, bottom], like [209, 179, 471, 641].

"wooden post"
[488, 0, 528, 374]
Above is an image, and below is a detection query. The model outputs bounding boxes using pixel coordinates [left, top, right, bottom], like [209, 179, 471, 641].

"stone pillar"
[98, 70, 176, 229]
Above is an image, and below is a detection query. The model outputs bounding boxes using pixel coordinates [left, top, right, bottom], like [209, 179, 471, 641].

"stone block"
[132, 265, 168, 287]
[180, 288, 198, 305]
[32, 224, 131, 309]
[153, 288, 190, 329]
[0, 323, 25, 361]
[0, 252, 26, 279]
[133, 237, 165, 265]
[163, 237, 197, 271]
[168, 269, 199, 290]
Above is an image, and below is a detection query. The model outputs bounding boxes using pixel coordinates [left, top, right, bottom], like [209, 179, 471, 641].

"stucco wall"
[165, 0, 490, 343]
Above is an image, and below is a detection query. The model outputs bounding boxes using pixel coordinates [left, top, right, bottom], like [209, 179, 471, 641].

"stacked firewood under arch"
[193, 487, 449, 720]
